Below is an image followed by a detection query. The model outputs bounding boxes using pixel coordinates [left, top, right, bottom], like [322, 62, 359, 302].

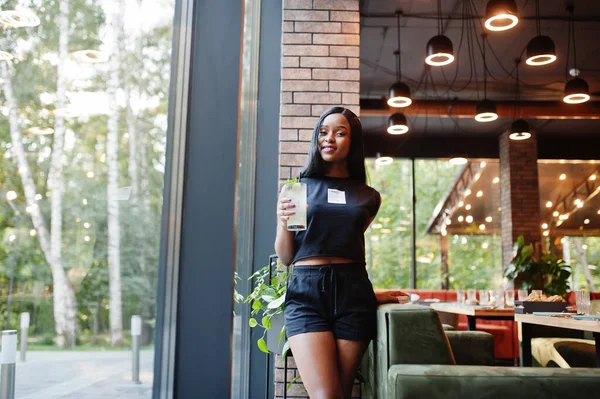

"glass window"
[365, 158, 412, 288]
[366, 158, 503, 289]
[0, 1, 176, 396]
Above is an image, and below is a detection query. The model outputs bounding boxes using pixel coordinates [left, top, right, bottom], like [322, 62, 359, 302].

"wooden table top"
[514, 313, 600, 334]
[430, 302, 515, 317]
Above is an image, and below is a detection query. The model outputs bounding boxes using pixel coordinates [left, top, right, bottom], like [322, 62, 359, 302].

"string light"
[6, 191, 17, 201]
[553, 211, 559, 217]
[546, 201, 553, 208]
[482, 243, 489, 249]
[458, 216, 464, 222]
[584, 219, 590, 225]
[458, 201, 464, 207]
[543, 231, 549, 237]
[486, 216, 493, 223]
[559, 173, 566, 180]
[465, 204, 472, 210]
[476, 191, 483, 198]
[466, 215, 474, 223]
[542, 223, 548, 229]
[479, 224, 486, 231]
[493, 177, 500, 184]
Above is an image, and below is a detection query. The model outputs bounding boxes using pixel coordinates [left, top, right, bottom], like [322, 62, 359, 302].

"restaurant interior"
[335, 0, 600, 397]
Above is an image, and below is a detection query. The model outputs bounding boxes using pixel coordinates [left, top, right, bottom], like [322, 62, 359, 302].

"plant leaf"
[278, 324, 286, 345]
[286, 376, 300, 391]
[282, 340, 290, 361]
[249, 318, 258, 328]
[262, 316, 272, 330]
[267, 293, 286, 309]
[257, 338, 269, 354]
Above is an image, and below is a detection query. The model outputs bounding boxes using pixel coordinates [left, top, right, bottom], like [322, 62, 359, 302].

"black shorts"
[284, 262, 378, 341]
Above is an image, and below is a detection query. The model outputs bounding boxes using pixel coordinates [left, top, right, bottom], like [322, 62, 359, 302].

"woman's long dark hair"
[299, 107, 367, 183]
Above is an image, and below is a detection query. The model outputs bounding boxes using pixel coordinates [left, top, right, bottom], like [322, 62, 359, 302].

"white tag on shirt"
[327, 189, 346, 204]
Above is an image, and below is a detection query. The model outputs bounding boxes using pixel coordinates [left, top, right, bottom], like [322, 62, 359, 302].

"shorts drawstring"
[319, 265, 338, 315]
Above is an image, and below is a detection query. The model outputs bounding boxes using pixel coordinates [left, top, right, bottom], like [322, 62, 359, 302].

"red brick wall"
[279, 0, 361, 185]
[275, 2, 361, 398]
[274, 355, 360, 399]
[499, 131, 542, 269]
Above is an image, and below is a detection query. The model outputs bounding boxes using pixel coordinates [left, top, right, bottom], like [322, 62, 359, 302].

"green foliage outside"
[365, 159, 503, 290]
[0, 0, 173, 346]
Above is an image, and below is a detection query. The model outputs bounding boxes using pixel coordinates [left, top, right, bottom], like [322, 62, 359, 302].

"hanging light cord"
[514, 59, 521, 119]
[397, 12, 402, 81]
[570, 7, 577, 71]
[437, 0, 442, 36]
[535, 0, 541, 36]
[482, 34, 487, 100]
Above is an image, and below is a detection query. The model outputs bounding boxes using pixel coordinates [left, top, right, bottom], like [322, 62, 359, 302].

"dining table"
[429, 302, 515, 331]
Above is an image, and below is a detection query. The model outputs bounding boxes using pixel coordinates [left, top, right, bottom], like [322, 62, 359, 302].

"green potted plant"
[244, 260, 290, 357]
[504, 235, 571, 296]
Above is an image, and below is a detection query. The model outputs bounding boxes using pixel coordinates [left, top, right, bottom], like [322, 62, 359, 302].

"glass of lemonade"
[286, 182, 307, 231]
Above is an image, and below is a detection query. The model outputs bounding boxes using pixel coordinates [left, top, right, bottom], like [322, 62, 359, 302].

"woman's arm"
[364, 191, 382, 232]
[274, 186, 296, 266]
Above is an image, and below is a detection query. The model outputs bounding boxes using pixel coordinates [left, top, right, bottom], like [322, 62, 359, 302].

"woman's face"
[318, 113, 351, 164]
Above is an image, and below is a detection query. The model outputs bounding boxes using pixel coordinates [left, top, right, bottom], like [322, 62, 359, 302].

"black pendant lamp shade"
[563, 78, 590, 104]
[485, 0, 518, 31]
[526, 35, 556, 66]
[387, 112, 409, 135]
[387, 81, 412, 108]
[425, 35, 454, 66]
[475, 99, 498, 122]
[509, 119, 531, 141]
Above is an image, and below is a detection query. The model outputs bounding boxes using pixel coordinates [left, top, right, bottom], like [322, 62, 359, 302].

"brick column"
[279, 0, 361, 184]
[499, 132, 542, 269]
[276, 2, 361, 398]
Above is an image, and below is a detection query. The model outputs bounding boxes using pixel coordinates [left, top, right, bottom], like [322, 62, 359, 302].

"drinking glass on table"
[456, 289, 465, 304]
[479, 289, 490, 305]
[517, 289, 528, 301]
[467, 289, 477, 304]
[490, 289, 504, 307]
[576, 290, 591, 315]
[505, 290, 515, 307]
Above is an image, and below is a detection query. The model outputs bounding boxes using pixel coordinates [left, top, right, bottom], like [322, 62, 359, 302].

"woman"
[275, 107, 400, 399]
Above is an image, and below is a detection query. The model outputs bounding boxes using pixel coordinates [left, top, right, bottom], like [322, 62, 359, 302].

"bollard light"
[1, 330, 18, 399]
[20, 313, 30, 362]
[131, 315, 142, 384]
[131, 315, 142, 336]
[20, 313, 30, 329]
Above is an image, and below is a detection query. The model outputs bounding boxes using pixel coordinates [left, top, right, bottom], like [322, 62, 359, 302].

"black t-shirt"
[292, 176, 381, 264]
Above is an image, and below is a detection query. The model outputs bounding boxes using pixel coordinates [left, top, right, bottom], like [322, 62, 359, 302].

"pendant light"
[375, 152, 393, 166]
[387, 112, 409, 135]
[387, 12, 412, 108]
[563, 6, 590, 104]
[484, 0, 518, 32]
[449, 157, 468, 165]
[475, 34, 498, 123]
[425, 0, 454, 67]
[526, 0, 556, 66]
[509, 60, 531, 141]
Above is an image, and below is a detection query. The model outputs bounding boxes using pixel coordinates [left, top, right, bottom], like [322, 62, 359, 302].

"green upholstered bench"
[362, 304, 600, 399]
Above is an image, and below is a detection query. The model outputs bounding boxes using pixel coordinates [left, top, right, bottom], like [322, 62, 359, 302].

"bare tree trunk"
[573, 237, 595, 291]
[125, 0, 146, 275]
[106, 0, 125, 346]
[563, 237, 576, 290]
[1, 60, 77, 348]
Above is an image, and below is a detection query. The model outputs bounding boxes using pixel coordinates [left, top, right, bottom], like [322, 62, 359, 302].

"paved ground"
[11, 350, 154, 398]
